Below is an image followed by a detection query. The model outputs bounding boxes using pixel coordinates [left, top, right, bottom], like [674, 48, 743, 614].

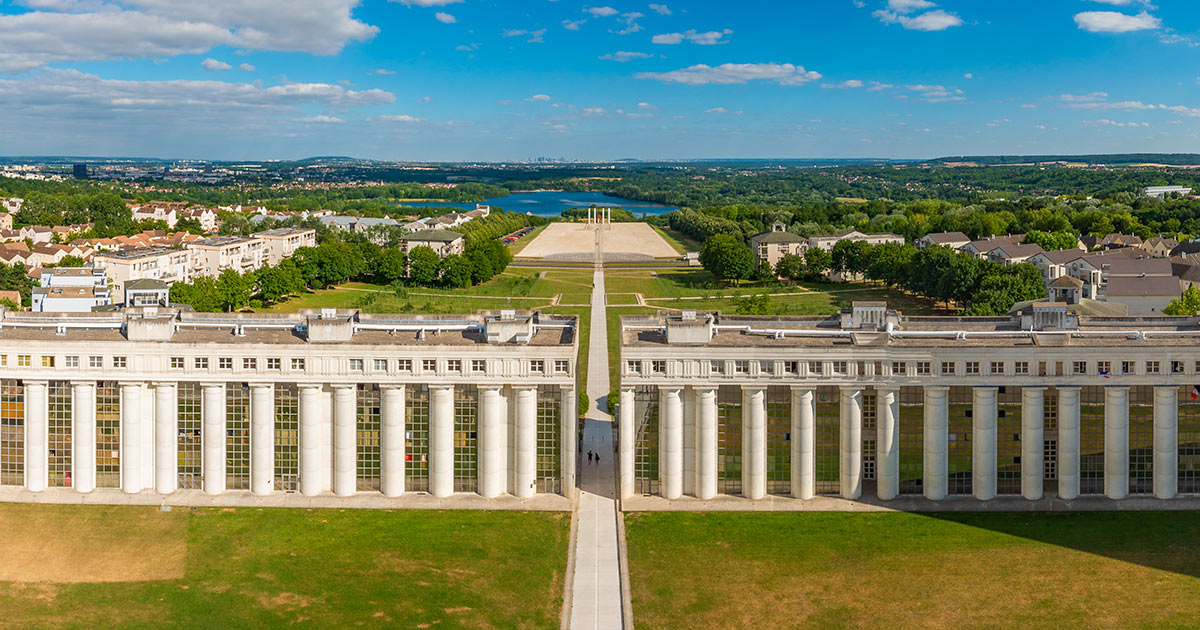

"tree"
[56, 255, 85, 268]
[439, 254, 473, 289]
[803, 247, 831, 280]
[169, 276, 221, 312]
[373, 248, 408, 284]
[408, 246, 441, 286]
[774, 253, 805, 281]
[1023, 230, 1080, 252]
[698, 234, 753, 284]
[1165, 286, 1200, 315]
[216, 269, 255, 312]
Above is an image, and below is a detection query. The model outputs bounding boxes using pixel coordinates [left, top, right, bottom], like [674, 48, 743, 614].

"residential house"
[402, 219, 431, 232]
[961, 234, 1026, 258]
[917, 231, 970, 250]
[180, 207, 219, 232]
[320, 215, 358, 231]
[19, 225, 53, 244]
[124, 278, 171, 307]
[1101, 233, 1143, 249]
[131, 204, 178, 227]
[984, 243, 1045, 266]
[808, 229, 905, 252]
[1145, 186, 1192, 199]
[398, 229, 465, 259]
[1142, 236, 1179, 258]
[0, 290, 20, 308]
[748, 222, 808, 270]
[92, 247, 192, 303]
[1105, 276, 1182, 316]
[0, 213, 12, 230]
[254, 227, 316, 266]
[31, 267, 110, 313]
[1, 198, 22, 214]
[1048, 275, 1084, 304]
[187, 236, 265, 277]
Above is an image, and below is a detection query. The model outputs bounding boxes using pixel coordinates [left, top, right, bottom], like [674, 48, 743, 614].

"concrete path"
[567, 227, 627, 630]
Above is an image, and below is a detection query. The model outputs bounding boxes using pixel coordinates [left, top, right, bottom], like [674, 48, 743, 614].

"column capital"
[1105, 385, 1131, 392]
[839, 385, 863, 394]
[296, 383, 323, 391]
[329, 383, 357, 390]
[70, 379, 95, 387]
[692, 386, 717, 395]
[151, 381, 179, 389]
[971, 386, 999, 392]
[1021, 386, 1047, 392]
[246, 381, 274, 391]
[739, 385, 765, 393]
[924, 385, 950, 393]
[118, 380, 145, 389]
[380, 384, 406, 391]
[199, 381, 226, 389]
[1056, 386, 1082, 392]
[789, 385, 815, 394]
[22, 379, 49, 388]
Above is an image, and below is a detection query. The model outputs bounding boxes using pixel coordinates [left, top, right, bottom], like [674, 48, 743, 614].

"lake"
[394, 191, 680, 217]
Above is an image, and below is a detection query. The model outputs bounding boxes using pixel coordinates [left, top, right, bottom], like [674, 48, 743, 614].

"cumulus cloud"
[873, 1, 962, 31]
[201, 58, 231, 71]
[886, 0, 935, 11]
[637, 62, 821, 86]
[1088, 119, 1150, 127]
[527, 94, 551, 101]
[1074, 11, 1161, 33]
[0, 0, 379, 72]
[651, 29, 733, 45]
[502, 28, 546, 43]
[705, 107, 743, 114]
[297, 115, 344, 123]
[239, 63, 255, 72]
[599, 51, 653, 62]
[434, 12, 455, 24]
[1060, 91, 1108, 102]
[648, 3, 671, 15]
[392, 0, 462, 5]
[822, 79, 864, 89]
[586, 6, 619, 17]
[372, 68, 396, 75]
[582, 107, 606, 116]
[373, 114, 427, 123]
[562, 19, 586, 30]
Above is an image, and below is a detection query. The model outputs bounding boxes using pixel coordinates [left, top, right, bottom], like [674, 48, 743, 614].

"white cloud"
[614, 12, 643, 35]
[903, 83, 965, 102]
[582, 107, 606, 116]
[1088, 119, 1150, 127]
[0, 1, 379, 72]
[648, 3, 671, 15]
[636, 102, 655, 110]
[651, 29, 732, 45]
[297, 115, 344, 123]
[503, 28, 545, 43]
[455, 43, 479, 51]
[963, 72, 973, 79]
[527, 94, 551, 101]
[705, 107, 743, 114]
[873, 1, 963, 32]
[434, 12, 455, 24]
[821, 79, 864, 89]
[562, 19, 586, 30]
[372, 68, 396, 75]
[373, 114, 427, 123]
[1060, 91, 1108, 102]
[599, 51, 653, 62]
[1086, 0, 1153, 5]
[985, 118, 1010, 127]
[637, 63, 821, 86]
[886, 0, 935, 12]
[239, 62, 255, 72]
[1074, 11, 1160, 33]
[393, 0, 462, 5]
[586, 6, 618, 17]
[201, 58, 231, 71]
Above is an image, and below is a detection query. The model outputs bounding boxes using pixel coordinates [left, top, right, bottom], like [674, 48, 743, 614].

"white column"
[560, 386, 576, 496]
[479, 387, 505, 498]
[1105, 386, 1130, 500]
[924, 386, 949, 500]
[840, 387, 863, 501]
[514, 387, 538, 499]
[972, 387, 998, 501]
[792, 387, 815, 500]
[695, 388, 717, 500]
[619, 388, 635, 500]
[1058, 387, 1081, 500]
[141, 386, 154, 491]
[876, 388, 900, 501]
[298, 384, 325, 497]
[429, 386, 455, 498]
[1154, 386, 1178, 500]
[1021, 388, 1045, 501]
[743, 387, 766, 500]
[72, 381, 96, 493]
[250, 383, 274, 496]
[154, 382, 178, 494]
[662, 388, 684, 499]
[332, 385, 357, 497]
[380, 385, 407, 498]
[201, 383, 225, 496]
[23, 380, 48, 492]
[120, 382, 145, 494]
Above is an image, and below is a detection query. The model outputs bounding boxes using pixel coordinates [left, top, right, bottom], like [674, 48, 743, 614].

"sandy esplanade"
[518, 222, 678, 259]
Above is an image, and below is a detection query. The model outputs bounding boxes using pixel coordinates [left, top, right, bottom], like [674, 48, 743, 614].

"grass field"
[626, 511, 1200, 630]
[0, 504, 568, 630]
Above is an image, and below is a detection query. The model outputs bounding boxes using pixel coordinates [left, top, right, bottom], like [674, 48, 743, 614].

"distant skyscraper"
[72, 163, 88, 179]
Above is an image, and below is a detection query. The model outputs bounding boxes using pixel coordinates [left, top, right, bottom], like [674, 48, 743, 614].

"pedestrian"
[588, 451, 593, 463]
[594, 453, 600, 466]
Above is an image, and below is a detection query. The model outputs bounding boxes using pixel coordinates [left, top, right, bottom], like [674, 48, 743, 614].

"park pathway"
[567, 225, 628, 629]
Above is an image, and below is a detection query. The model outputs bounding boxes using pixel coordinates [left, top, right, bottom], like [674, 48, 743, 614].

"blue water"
[394, 191, 679, 217]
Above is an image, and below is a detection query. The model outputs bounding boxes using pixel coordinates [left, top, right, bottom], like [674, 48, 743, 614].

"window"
[627, 360, 641, 374]
[17, 355, 29, 367]
[833, 361, 848, 376]
[1121, 361, 1134, 375]
[41, 356, 54, 368]
[218, 357, 232, 370]
[291, 358, 305, 371]
[1173, 360, 1185, 375]
[349, 358, 364, 372]
[1014, 362, 1029, 375]
[554, 359, 569, 373]
[784, 361, 798, 375]
[710, 360, 724, 375]
[374, 359, 388, 372]
[941, 362, 956, 376]
[472, 359, 486, 373]
[447, 359, 462, 373]
[113, 356, 127, 369]
[1098, 361, 1111, 376]
[734, 360, 749, 375]
[0, 355, 6, 367]
[1147, 361, 1160, 375]
[397, 359, 412, 372]
[808, 361, 824, 376]
[1073, 361, 1087, 376]
[893, 361, 907, 376]
[267, 358, 281, 370]
[243, 358, 257, 370]
[916, 361, 931, 376]
[65, 356, 79, 368]
[531, 359, 545, 374]
[989, 362, 1004, 375]
[194, 357, 208, 370]
[170, 357, 184, 369]
[422, 359, 437, 372]
[965, 361, 979, 375]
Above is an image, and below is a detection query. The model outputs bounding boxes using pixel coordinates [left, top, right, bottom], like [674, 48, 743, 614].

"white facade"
[254, 228, 316, 266]
[187, 236, 265, 277]
[92, 247, 193, 304]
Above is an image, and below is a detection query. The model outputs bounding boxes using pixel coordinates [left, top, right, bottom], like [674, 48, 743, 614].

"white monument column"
[332, 385, 357, 497]
[792, 387, 816, 500]
[1058, 387, 1081, 500]
[695, 388, 717, 500]
[141, 385, 154, 492]
[201, 383, 225, 496]
[23, 380, 48, 492]
[380, 385, 407, 498]
[661, 388, 684, 499]
[972, 387, 998, 501]
[429, 386, 455, 498]
[1104, 386, 1130, 500]
[298, 384, 325, 497]
[924, 386, 949, 500]
[560, 386, 577, 495]
[876, 388, 900, 501]
[249, 383, 274, 496]
[479, 386, 505, 498]
[743, 387, 767, 500]
[619, 388, 635, 500]
[154, 382, 178, 495]
[1153, 386, 1178, 500]
[1021, 387, 1045, 501]
[72, 381, 96, 493]
[840, 387, 863, 501]
[120, 382, 145, 494]
[514, 387, 538, 499]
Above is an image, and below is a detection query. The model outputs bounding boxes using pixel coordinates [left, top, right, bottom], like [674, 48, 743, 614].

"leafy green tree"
[734, 294, 772, 315]
[803, 247, 831, 280]
[774, 253, 805, 281]
[373, 248, 408, 284]
[408, 246, 441, 286]
[439, 254, 473, 289]
[698, 233, 753, 284]
[1022, 230, 1079, 251]
[217, 269, 255, 312]
[56, 255, 85, 268]
[169, 275, 221, 312]
[1165, 286, 1200, 316]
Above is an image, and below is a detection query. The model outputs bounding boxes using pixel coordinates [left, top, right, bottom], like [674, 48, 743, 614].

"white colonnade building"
[619, 303, 1200, 504]
[0, 308, 577, 502]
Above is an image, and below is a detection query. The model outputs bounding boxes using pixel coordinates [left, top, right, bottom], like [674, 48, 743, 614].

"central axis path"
[567, 225, 627, 629]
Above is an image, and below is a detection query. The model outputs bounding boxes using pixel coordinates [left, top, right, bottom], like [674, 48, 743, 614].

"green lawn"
[626, 511, 1200, 630]
[0, 504, 568, 629]
[651, 226, 701, 255]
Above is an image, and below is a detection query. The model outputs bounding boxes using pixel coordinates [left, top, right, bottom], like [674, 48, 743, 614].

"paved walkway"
[568, 227, 627, 630]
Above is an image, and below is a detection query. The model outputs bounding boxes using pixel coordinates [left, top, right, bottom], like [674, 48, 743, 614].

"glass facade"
[226, 383, 250, 490]
[898, 387, 924, 495]
[633, 386, 659, 495]
[716, 386, 741, 495]
[357, 385, 382, 491]
[0, 380, 23, 486]
[765, 387, 790, 495]
[95, 382, 120, 488]
[1129, 386, 1153, 495]
[453, 385, 477, 493]
[948, 387, 972, 496]
[537, 386, 561, 494]
[814, 386, 839, 496]
[274, 385, 299, 491]
[178, 382, 202, 489]
[406, 385, 429, 493]
[1079, 387, 1105, 496]
[47, 381, 72, 488]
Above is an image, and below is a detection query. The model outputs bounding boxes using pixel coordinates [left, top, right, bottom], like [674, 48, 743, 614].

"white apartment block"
[254, 227, 316, 266]
[92, 247, 192, 304]
[187, 236, 265, 277]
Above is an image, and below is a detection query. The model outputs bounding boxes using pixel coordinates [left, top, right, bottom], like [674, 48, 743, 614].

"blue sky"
[0, 0, 1198, 161]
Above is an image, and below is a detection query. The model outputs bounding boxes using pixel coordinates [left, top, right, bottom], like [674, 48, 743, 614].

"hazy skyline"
[1, 0, 1198, 161]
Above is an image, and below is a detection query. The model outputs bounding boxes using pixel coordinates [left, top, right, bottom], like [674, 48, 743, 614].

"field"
[625, 511, 1200, 630]
[0, 504, 568, 630]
